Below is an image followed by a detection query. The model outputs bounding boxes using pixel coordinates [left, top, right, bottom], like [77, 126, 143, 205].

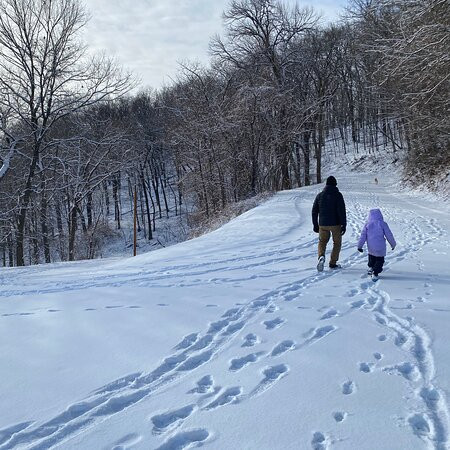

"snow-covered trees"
[1, 0, 447, 267]
[349, 0, 450, 181]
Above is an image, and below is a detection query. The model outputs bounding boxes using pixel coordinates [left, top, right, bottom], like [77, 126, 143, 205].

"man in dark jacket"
[312, 176, 347, 271]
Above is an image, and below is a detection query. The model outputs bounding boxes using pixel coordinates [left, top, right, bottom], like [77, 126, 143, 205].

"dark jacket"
[312, 185, 347, 228]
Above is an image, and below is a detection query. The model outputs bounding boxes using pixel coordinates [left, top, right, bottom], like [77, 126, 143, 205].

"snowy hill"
[0, 171, 449, 450]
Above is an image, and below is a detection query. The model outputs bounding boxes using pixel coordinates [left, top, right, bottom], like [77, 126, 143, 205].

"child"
[357, 208, 396, 281]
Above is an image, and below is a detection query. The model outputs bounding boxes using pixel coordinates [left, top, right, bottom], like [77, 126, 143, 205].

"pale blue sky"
[83, 0, 347, 89]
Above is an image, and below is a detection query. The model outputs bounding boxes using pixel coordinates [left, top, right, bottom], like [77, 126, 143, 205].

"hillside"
[0, 169, 449, 450]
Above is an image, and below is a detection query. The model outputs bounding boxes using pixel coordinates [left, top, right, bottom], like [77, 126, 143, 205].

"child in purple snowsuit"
[357, 208, 396, 280]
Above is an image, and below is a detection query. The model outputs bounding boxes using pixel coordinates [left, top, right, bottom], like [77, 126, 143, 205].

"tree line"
[1, 0, 448, 266]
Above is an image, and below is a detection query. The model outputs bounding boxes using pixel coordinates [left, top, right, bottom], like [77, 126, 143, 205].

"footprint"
[378, 334, 387, 342]
[333, 412, 346, 423]
[189, 335, 213, 352]
[420, 386, 441, 410]
[177, 350, 213, 372]
[222, 308, 241, 320]
[105, 305, 123, 309]
[0, 422, 34, 446]
[242, 333, 259, 348]
[204, 387, 242, 410]
[394, 333, 408, 347]
[151, 405, 196, 434]
[373, 352, 383, 361]
[157, 303, 169, 307]
[174, 333, 199, 350]
[265, 304, 279, 313]
[222, 321, 245, 336]
[229, 352, 264, 372]
[111, 432, 143, 450]
[311, 431, 329, 450]
[127, 305, 142, 309]
[408, 413, 432, 438]
[189, 375, 214, 394]
[47, 309, 60, 313]
[383, 362, 419, 381]
[206, 304, 218, 307]
[349, 300, 365, 309]
[305, 325, 337, 345]
[263, 317, 285, 330]
[156, 428, 210, 450]
[359, 362, 374, 373]
[85, 308, 96, 311]
[342, 380, 355, 395]
[251, 364, 289, 397]
[208, 320, 229, 334]
[375, 315, 387, 325]
[348, 289, 360, 297]
[271, 340, 296, 357]
[320, 308, 339, 320]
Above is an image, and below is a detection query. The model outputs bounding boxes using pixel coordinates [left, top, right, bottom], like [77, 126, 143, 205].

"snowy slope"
[1, 172, 449, 450]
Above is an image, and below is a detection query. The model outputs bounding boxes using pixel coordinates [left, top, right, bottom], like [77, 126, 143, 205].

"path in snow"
[0, 174, 449, 450]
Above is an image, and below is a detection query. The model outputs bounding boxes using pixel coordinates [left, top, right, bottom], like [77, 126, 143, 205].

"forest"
[0, 0, 448, 266]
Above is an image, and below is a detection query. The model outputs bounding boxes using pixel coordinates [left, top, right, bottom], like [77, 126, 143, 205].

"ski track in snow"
[1, 182, 449, 449]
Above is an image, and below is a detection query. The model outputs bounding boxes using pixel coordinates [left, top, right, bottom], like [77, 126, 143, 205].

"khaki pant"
[318, 225, 342, 265]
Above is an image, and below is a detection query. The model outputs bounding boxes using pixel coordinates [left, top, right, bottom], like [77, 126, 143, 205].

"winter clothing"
[368, 254, 385, 275]
[357, 209, 396, 257]
[312, 185, 347, 228]
[318, 225, 342, 266]
[326, 176, 337, 186]
[312, 179, 347, 267]
[358, 208, 396, 276]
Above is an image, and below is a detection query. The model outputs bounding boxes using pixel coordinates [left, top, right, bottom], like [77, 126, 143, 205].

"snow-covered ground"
[1, 170, 449, 450]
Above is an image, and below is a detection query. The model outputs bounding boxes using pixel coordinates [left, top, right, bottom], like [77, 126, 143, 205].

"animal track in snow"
[271, 340, 296, 357]
[156, 428, 210, 450]
[263, 317, 285, 330]
[204, 387, 242, 410]
[333, 412, 347, 423]
[229, 352, 264, 372]
[359, 362, 374, 373]
[151, 404, 196, 434]
[311, 431, 330, 450]
[242, 333, 259, 347]
[342, 381, 355, 395]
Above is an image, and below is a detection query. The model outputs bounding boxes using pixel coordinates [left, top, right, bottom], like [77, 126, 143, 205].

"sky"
[83, 0, 347, 91]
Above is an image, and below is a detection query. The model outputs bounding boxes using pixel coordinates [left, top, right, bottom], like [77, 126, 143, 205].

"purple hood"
[358, 209, 396, 257]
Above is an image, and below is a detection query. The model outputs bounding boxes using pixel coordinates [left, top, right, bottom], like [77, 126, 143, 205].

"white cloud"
[82, 0, 347, 90]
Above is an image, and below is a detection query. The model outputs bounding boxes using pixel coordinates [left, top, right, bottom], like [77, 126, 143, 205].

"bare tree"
[0, 0, 133, 265]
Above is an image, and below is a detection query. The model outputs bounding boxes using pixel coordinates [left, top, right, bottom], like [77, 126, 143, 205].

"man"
[312, 176, 347, 271]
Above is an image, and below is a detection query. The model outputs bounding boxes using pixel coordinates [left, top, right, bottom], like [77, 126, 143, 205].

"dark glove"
[313, 225, 319, 233]
[340, 225, 346, 235]
[357, 248, 363, 253]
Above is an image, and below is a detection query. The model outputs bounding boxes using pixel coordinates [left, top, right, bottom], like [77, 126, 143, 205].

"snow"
[1, 170, 449, 450]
